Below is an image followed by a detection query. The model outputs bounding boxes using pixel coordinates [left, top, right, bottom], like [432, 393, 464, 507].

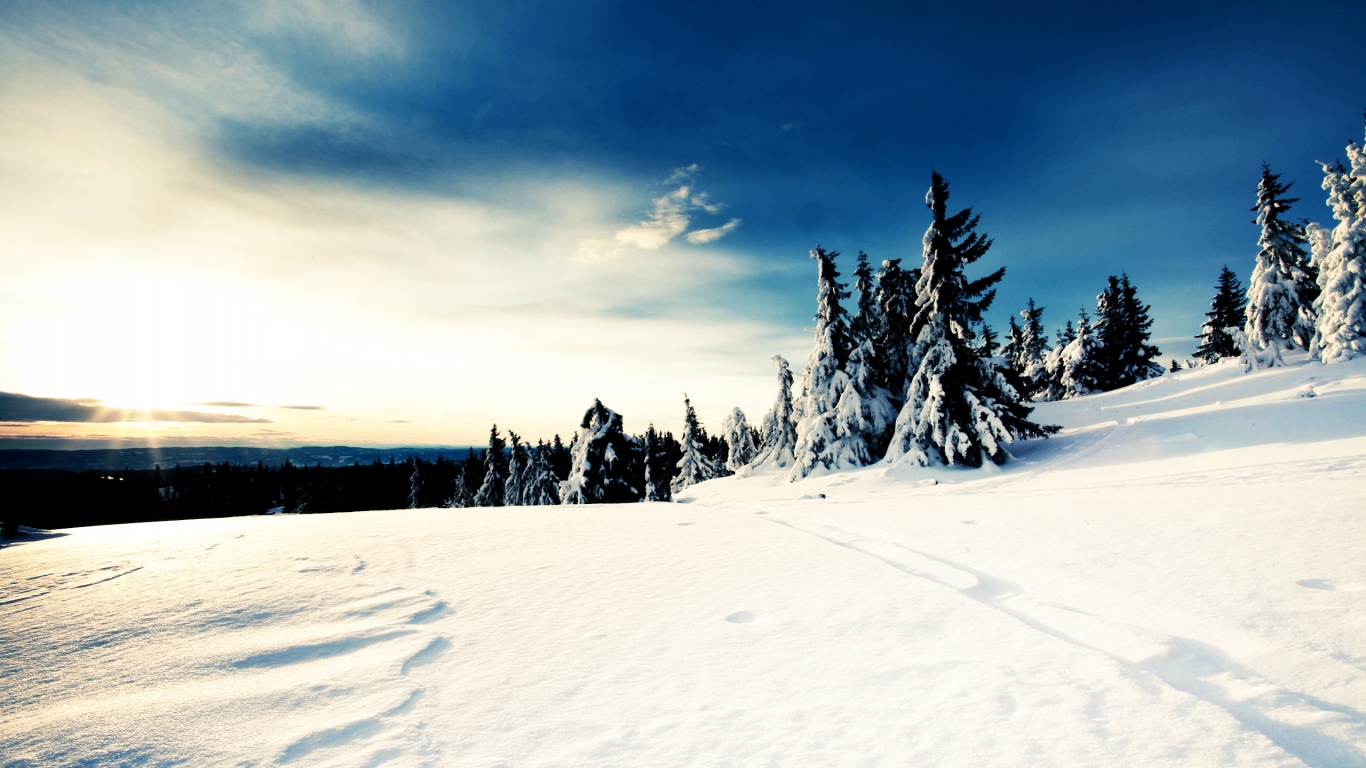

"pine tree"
[673, 394, 719, 493]
[447, 473, 474, 508]
[560, 400, 644, 504]
[503, 432, 527, 506]
[1093, 274, 1162, 389]
[751, 355, 797, 470]
[1001, 316, 1025, 377]
[1245, 164, 1318, 355]
[790, 247, 882, 479]
[886, 172, 1055, 467]
[720, 407, 757, 472]
[1018, 299, 1050, 398]
[1169, 358, 1182, 372]
[643, 426, 671, 501]
[874, 257, 918, 400]
[549, 434, 571, 480]
[407, 460, 423, 509]
[1059, 311, 1105, 398]
[521, 443, 561, 506]
[1195, 266, 1247, 363]
[1309, 133, 1366, 362]
[849, 251, 883, 346]
[1042, 322, 1072, 401]
[473, 425, 507, 507]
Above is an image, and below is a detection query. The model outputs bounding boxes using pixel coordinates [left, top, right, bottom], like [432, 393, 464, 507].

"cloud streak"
[579, 165, 743, 259]
[686, 218, 743, 244]
[0, 393, 273, 424]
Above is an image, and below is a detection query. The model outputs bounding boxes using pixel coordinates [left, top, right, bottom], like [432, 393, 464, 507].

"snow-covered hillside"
[3, 355, 1365, 767]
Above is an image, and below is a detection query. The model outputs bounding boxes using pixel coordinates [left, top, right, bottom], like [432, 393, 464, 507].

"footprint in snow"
[725, 611, 757, 624]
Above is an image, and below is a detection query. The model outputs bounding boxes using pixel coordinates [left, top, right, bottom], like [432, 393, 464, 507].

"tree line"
[5, 122, 1364, 533]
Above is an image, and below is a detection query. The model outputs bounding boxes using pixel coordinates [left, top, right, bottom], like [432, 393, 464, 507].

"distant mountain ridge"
[0, 446, 478, 471]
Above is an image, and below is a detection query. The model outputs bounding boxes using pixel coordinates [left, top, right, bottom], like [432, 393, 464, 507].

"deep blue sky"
[1, 0, 1364, 445]
[206, 0, 1366, 351]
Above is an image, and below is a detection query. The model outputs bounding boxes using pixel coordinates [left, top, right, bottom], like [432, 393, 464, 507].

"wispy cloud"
[578, 165, 742, 259]
[686, 218, 743, 244]
[0, 393, 273, 424]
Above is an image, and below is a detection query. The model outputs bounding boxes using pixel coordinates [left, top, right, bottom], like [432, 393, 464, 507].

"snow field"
[2, 353, 1365, 767]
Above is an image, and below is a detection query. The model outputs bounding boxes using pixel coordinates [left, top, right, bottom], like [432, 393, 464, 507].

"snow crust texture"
[3, 355, 1366, 767]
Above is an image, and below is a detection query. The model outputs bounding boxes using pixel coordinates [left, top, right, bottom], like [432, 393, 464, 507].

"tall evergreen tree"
[1309, 135, 1366, 362]
[849, 251, 883, 346]
[1195, 266, 1247, 363]
[1017, 299, 1050, 398]
[1040, 320, 1076, 401]
[874, 257, 918, 400]
[791, 247, 882, 479]
[521, 443, 561, 506]
[502, 432, 527, 506]
[549, 434, 571, 480]
[1245, 164, 1318, 355]
[560, 400, 643, 504]
[473, 425, 508, 507]
[886, 172, 1055, 467]
[407, 461, 423, 509]
[720, 408, 757, 472]
[448, 448, 482, 507]
[673, 394, 719, 493]
[1058, 311, 1105, 398]
[1093, 274, 1162, 389]
[643, 426, 671, 501]
[751, 355, 797, 469]
[978, 323, 998, 356]
[1001, 316, 1025, 376]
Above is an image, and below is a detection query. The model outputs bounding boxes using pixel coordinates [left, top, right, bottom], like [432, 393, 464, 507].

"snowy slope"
[2, 355, 1365, 767]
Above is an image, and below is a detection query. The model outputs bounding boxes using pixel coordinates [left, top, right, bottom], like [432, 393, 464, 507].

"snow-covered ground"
[3, 355, 1365, 767]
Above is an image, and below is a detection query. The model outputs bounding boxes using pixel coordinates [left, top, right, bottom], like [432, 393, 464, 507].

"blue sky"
[1, 0, 1363, 446]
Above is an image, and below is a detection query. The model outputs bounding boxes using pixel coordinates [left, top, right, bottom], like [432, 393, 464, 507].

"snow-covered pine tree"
[473, 425, 508, 507]
[450, 448, 483, 508]
[838, 339, 899, 460]
[886, 172, 1055, 467]
[1309, 135, 1366, 362]
[874, 258, 918, 402]
[849, 251, 883, 346]
[1195, 266, 1247, 363]
[720, 407, 757, 472]
[1018, 299, 1050, 398]
[1246, 164, 1318, 355]
[1093, 274, 1162, 389]
[751, 355, 798, 469]
[672, 394, 719, 493]
[447, 473, 474, 508]
[503, 432, 527, 506]
[1059, 311, 1105, 398]
[790, 247, 885, 479]
[561, 399, 643, 504]
[1002, 316, 1025, 376]
[978, 323, 998, 356]
[521, 443, 561, 506]
[407, 460, 422, 509]
[643, 426, 672, 501]
[1039, 320, 1076, 401]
